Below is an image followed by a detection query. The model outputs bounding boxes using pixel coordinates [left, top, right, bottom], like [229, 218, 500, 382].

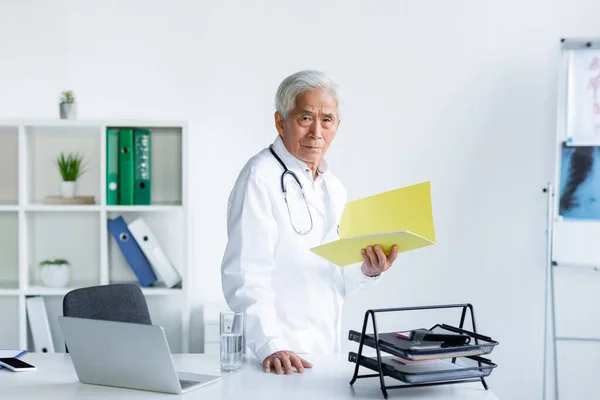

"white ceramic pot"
[59, 102, 77, 119]
[61, 181, 76, 198]
[39, 264, 71, 288]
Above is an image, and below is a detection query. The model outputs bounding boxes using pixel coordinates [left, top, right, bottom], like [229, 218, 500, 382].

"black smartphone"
[0, 357, 36, 372]
[411, 329, 471, 347]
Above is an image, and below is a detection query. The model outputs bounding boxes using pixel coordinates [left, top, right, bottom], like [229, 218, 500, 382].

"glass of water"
[220, 310, 243, 372]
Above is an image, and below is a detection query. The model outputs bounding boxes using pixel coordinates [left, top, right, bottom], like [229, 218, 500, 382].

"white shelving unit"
[0, 119, 190, 354]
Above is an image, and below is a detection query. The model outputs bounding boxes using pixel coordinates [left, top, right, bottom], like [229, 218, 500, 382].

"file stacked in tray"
[348, 323, 499, 385]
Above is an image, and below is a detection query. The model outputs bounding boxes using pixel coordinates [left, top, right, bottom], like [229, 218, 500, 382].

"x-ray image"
[559, 144, 600, 220]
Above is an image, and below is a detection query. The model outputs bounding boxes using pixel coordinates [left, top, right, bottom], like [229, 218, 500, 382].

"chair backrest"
[62, 283, 152, 325]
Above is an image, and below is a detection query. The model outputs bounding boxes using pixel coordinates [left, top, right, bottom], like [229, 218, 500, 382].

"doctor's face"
[275, 89, 340, 166]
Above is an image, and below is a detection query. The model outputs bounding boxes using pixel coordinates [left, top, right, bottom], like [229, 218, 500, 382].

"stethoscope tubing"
[268, 144, 313, 235]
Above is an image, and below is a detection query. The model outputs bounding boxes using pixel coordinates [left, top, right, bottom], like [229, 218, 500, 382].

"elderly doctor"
[221, 70, 398, 375]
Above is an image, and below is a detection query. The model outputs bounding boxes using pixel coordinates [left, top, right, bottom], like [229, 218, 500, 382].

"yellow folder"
[311, 181, 436, 266]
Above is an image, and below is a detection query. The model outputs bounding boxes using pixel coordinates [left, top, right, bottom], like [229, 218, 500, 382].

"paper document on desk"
[311, 181, 436, 266]
[0, 349, 26, 358]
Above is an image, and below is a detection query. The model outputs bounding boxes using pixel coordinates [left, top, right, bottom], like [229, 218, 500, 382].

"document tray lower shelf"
[348, 352, 497, 385]
[348, 324, 498, 361]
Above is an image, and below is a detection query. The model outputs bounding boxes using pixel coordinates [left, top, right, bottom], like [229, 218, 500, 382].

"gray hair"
[275, 70, 342, 119]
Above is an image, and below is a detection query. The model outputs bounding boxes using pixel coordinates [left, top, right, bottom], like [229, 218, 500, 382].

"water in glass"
[220, 332, 243, 371]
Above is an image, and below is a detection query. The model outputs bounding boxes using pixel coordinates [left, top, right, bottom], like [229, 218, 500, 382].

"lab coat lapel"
[321, 176, 344, 244]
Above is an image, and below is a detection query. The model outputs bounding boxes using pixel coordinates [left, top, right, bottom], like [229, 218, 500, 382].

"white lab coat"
[221, 136, 381, 363]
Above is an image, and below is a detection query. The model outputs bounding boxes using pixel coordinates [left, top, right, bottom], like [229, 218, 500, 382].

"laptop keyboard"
[179, 379, 200, 389]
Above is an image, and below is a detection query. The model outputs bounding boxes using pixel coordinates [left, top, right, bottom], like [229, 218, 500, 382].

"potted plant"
[38, 258, 71, 288]
[59, 90, 77, 119]
[56, 152, 87, 198]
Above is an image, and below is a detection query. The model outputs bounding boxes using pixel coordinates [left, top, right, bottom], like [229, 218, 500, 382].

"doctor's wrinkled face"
[275, 89, 340, 167]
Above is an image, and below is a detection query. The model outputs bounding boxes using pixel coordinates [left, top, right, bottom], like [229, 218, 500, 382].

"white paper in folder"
[26, 296, 55, 353]
[128, 217, 182, 288]
[567, 50, 600, 145]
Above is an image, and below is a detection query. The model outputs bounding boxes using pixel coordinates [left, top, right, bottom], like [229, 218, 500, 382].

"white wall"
[1, 0, 599, 398]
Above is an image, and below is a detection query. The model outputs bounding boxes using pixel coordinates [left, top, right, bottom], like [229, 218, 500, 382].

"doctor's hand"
[263, 350, 313, 375]
[361, 245, 399, 277]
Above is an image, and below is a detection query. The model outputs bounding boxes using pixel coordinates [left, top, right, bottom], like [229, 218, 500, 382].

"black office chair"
[62, 283, 152, 325]
[61, 283, 153, 352]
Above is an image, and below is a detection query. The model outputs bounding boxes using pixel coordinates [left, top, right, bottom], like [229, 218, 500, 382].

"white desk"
[1, 353, 499, 399]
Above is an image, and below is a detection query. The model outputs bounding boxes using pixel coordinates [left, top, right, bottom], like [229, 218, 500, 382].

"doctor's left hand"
[361, 245, 398, 277]
[263, 350, 313, 375]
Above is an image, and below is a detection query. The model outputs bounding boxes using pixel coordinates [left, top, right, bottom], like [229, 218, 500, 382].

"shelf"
[0, 126, 18, 205]
[107, 212, 183, 286]
[5, 119, 187, 128]
[349, 351, 496, 385]
[0, 119, 189, 354]
[24, 284, 182, 297]
[25, 125, 101, 205]
[0, 212, 19, 289]
[26, 285, 90, 296]
[0, 297, 19, 348]
[106, 205, 183, 212]
[140, 127, 183, 206]
[0, 279, 19, 290]
[142, 286, 183, 296]
[27, 212, 100, 287]
[26, 204, 100, 212]
[22, 204, 183, 212]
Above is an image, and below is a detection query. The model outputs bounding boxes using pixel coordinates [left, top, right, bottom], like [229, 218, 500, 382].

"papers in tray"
[349, 351, 496, 384]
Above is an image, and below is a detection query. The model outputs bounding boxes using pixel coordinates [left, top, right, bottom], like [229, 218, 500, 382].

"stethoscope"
[269, 145, 314, 235]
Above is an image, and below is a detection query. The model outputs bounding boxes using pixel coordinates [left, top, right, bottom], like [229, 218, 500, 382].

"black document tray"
[348, 351, 497, 384]
[348, 323, 498, 361]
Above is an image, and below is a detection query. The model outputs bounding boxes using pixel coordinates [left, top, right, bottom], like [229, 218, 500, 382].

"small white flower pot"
[61, 181, 76, 198]
[60, 102, 77, 119]
[39, 263, 71, 288]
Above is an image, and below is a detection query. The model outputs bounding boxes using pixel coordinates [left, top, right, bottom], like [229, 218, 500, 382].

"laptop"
[58, 316, 221, 394]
